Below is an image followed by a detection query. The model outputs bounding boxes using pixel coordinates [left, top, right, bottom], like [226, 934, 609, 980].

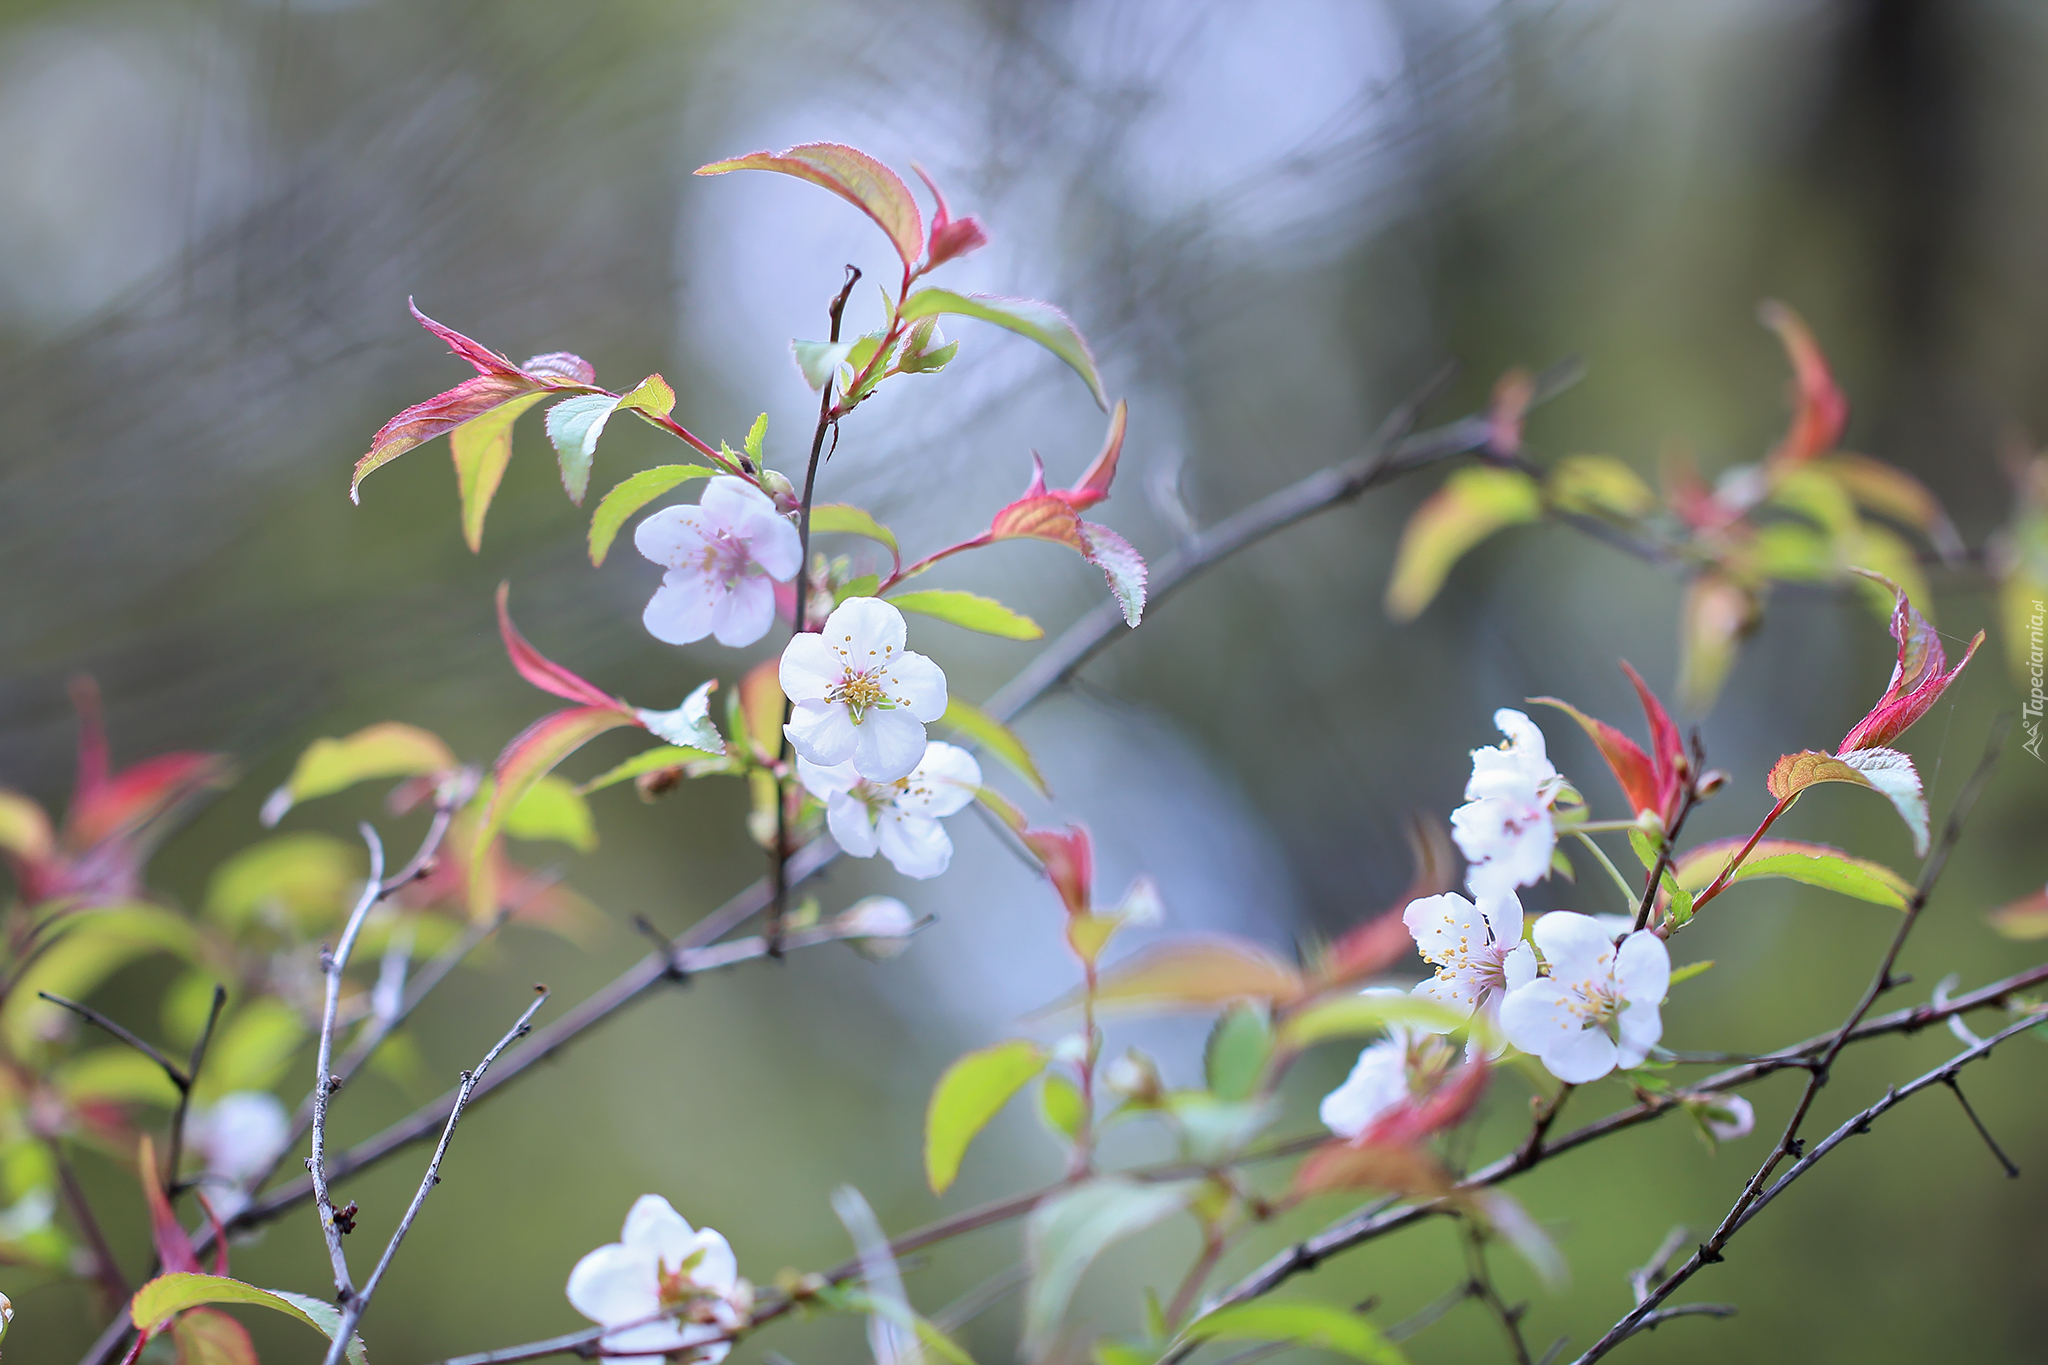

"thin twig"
[37, 993, 189, 1088]
[1463, 1219, 1533, 1365]
[324, 987, 550, 1365]
[308, 824, 388, 1304]
[166, 984, 228, 1193]
[1941, 1075, 2020, 1178]
[47, 1136, 127, 1304]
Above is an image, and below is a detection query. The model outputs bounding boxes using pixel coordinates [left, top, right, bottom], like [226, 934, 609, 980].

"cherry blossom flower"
[1403, 890, 1536, 1054]
[1319, 991, 1456, 1140]
[1499, 912, 1669, 1084]
[567, 1195, 745, 1364]
[797, 741, 980, 878]
[636, 477, 802, 648]
[1451, 709, 1565, 900]
[186, 1092, 288, 1217]
[781, 598, 947, 783]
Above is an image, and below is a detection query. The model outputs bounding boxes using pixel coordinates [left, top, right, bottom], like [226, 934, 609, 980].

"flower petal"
[1615, 1000, 1663, 1068]
[680, 1225, 739, 1295]
[823, 595, 908, 657]
[699, 474, 772, 522]
[779, 633, 841, 702]
[1542, 1026, 1619, 1084]
[567, 1243, 659, 1326]
[1478, 892, 1524, 950]
[885, 650, 948, 722]
[644, 577, 718, 645]
[1530, 912, 1616, 979]
[876, 810, 953, 878]
[1615, 929, 1671, 1006]
[621, 1194, 697, 1263]
[795, 756, 861, 800]
[786, 700, 857, 766]
[1402, 892, 1485, 965]
[710, 576, 776, 647]
[635, 506, 711, 568]
[826, 791, 880, 856]
[1498, 980, 1574, 1055]
[851, 707, 927, 783]
[895, 742, 981, 817]
[1318, 1040, 1409, 1140]
[1502, 941, 1537, 992]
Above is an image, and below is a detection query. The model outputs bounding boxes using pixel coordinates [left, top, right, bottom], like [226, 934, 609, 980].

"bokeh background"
[3, 0, 2047, 1360]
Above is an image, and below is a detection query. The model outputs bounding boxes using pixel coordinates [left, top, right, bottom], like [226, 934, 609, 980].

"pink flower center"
[693, 529, 756, 588]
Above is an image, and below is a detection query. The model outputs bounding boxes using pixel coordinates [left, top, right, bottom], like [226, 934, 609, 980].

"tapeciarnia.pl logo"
[2025, 598, 2045, 761]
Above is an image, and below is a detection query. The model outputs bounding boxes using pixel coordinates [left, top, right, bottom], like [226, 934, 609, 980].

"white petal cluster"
[1451, 709, 1564, 899]
[781, 599, 948, 783]
[186, 1091, 289, 1217]
[1319, 990, 1455, 1140]
[1499, 912, 1669, 1084]
[567, 1195, 744, 1363]
[1402, 890, 1535, 1055]
[798, 741, 981, 878]
[834, 896, 918, 958]
[637, 477, 802, 648]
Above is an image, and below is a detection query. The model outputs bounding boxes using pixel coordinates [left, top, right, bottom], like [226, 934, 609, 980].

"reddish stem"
[1691, 793, 1797, 911]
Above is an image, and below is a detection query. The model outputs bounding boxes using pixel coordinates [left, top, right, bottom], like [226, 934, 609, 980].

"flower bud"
[1104, 1047, 1163, 1104]
[1694, 768, 1729, 799]
[1686, 1092, 1754, 1142]
[836, 896, 917, 959]
[757, 468, 798, 512]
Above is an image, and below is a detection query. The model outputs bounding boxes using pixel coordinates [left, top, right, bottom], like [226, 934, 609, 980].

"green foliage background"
[0, 0, 2044, 1360]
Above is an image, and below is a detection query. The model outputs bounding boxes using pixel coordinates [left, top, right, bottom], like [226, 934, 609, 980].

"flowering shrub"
[2, 138, 2045, 1365]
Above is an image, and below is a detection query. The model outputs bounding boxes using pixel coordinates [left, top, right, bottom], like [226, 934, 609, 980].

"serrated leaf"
[1204, 1005, 1272, 1102]
[1024, 1180, 1192, 1360]
[1080, 522, 1147, 626]
[1766, 747, 1928, 854]
[836, 574, 882, 604]
[637, 680, 722, 751]
[899, 289, 1106, 409]
[793, 340, 856, 392]
[925, 1039, 1047, 1193]
[1531, 696, 1659, 820]
[889, 589, 1042, 640]
[698, 143, 925, 267]
[615, 372, 675, 419]
[587, 465, 718, 565]
[260, 722, 455, 827]
[129, 1273, 368, 1365]
[544, 393, 623, 505]
[1385, 467, 1542, 620]
[1627, 827, 1660, 873]
[1760, 299, 1848, 467]
[942, 696, 1048, 796]
[810, 503, 900, 564]
[1672, 837, 1909, 908]
[743, 413, 768, 464]
[1177, 1302, 1411, 1365]
[1039, 1073, 1086, 1142]
[1077, 936, 1304, 1014]
[503, 774, 597, 852]
[450, 391, 547, 552]
[1275, 993, 1470, 1052]
[1837, 570, 1981, 753]
[1814, 453, 1962, 558]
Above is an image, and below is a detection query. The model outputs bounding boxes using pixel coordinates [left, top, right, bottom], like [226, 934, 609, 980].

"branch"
[323, 987, 550, 1365]
[37, 992, 189, 1090]
[308, 824, 388, 1304]
[165, 984, 228, 1193]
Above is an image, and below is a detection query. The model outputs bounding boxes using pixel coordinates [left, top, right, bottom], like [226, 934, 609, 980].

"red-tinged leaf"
[71, 674, 109, 796]
[738, 657, 785, 761]
[1360, 1059, 1490, 1148]
[1989, 886, 2048, 940]
[1766, 750, 1868, 803]
[67, 752, 230, 853]
[1620, 659, 1687, 814]
[1076, 935, 1305, 1013]
[1813, 453, 1964, 560]
[912, 163, 990, 269]
[1678, 572, 1758, 712]
[1766, 748, 1927, 854]
[1023, 825, 1092, 917]
[170, 1307, 259, 1365]
[521, 350, 598, 385]
[139, 1135, 201, 1274]
[1761, 299, 1848, 467]
[1384, 466, 1542, 621]
[471, 706, 639, 915]
[1530, 696, 1660, 820]
[1080, 521, 1148, 627]
[495, 583, 622, 709]
[451, 391, 549, 552]
[696, 142, 924, 268]
[1067, 400, 1127, 510]
[1486, 367, 1535, 457]
[1291, 1139, 1453, 1201]
[989, 489, 1084, 549]
[1313, 814, 1454, 990]
[1837, 570, 1982, 753]
[412, 299, 529, 379]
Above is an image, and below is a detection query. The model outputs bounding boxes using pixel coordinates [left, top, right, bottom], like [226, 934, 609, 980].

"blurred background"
[2, 0, 2046, 1360]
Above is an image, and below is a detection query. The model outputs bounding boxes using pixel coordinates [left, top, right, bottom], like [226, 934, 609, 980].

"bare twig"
[1463, 1220, 1533, 1365]
[166, 984, 228, 1193]
[308, 823, 388, 1304]
[47, 1136, 127, 1304]
[1941, 1075, 2020, 1179]
[37, 992, 189, 1088]
[324, 987, 550, 1365]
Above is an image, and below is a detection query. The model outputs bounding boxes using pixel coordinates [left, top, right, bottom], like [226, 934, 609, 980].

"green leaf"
[450, 391, 547, 553]
[1668, 959, 1715, 987]
[1177, 1302, 1411, 1365]
[1384, 467, 1541, 620]
[941, 696, 1049, 797]
[696, 143, 925, 267]
[743, 413, 768, 465]
[544, 394, 626, 505]
[899, 289, 1107, 410]
[204, 833, 362, 932]
[261, 722, 455, 826]
[577, 744, 724, 795]
[889, 590, 1043, 640]
[1545, 454, 1655, 520]
[1672, 838, 1910, 909]
[1627, 827, 1660, 874]
[615, 372, 675, 420]
[203, 999, 307, 1095]
[1275, 993, 1469, 1052]
[504, 774, 597, 852]
[792, 340, 855, 392]
[1079, 937, 1303, 1014]
[637, 681, 723, 751]
[1024, 1180, 1192, 1360]
[836, 574, 882, 605]
[1039, 1073, 1086, 1143]
[1203, 1004, 1272, 1102]
[4, 906, 203, 1055]
[810, 503, 901, 562]
[587, 465, 718, 566]
[57, 1048, 182, 1106]
[924, 1039, 1047, 1194]
[129, 1273, 368, 1365]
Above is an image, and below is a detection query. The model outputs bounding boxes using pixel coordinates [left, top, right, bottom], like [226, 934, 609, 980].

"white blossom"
[835, 896, 918, 958]
[797, 741, 980, 878]
[566, 1195, 743, 1364]
[1452, 709, 1565, 900]
[1499, 912, 1669, 1084]
[1319, 990, 1455, 1140]
[1403, 890, 1536, 1055]
[781, 598, 947, 783]
[186, 1091, 288, 1217]
[636, 476, 802, 648]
